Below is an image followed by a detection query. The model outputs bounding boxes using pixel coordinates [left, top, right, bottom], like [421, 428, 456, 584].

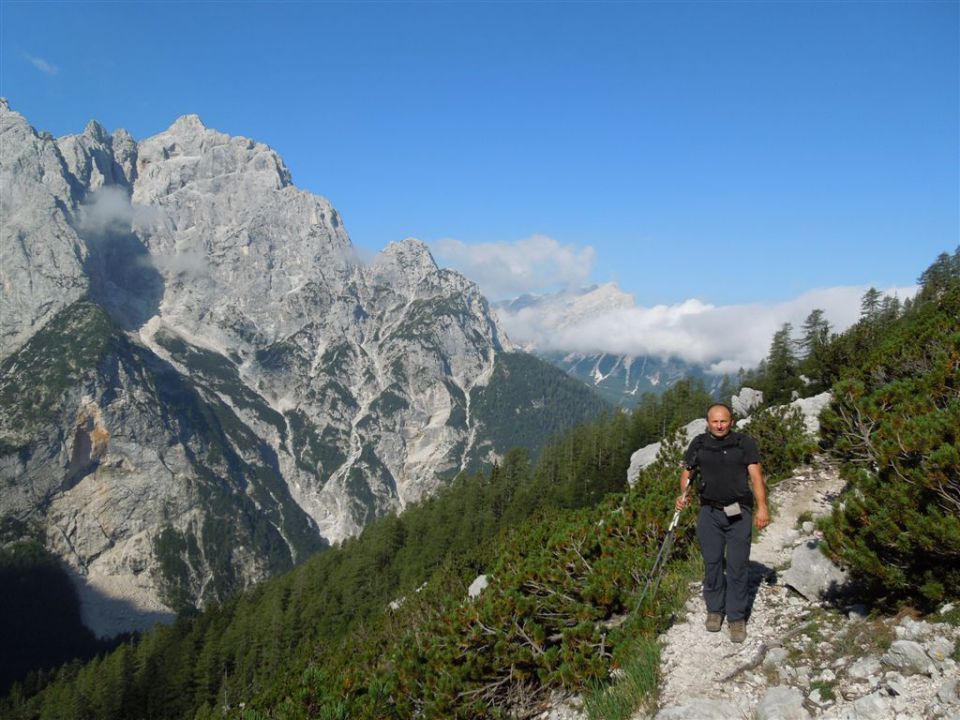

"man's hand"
[675, 494, 690, 511]
[754, 503, 770, 530]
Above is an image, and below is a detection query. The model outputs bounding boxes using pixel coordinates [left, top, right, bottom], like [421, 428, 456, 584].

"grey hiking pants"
[696, 504, 753, 622]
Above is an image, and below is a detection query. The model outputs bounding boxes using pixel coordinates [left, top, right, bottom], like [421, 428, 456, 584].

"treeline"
[740, 275, 929, 406]
[0, 378, 716, 720]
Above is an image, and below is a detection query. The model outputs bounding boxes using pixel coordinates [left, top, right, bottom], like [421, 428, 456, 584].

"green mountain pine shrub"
[820, 263, 960, 607]
[238, 431, 695, 719]
[744, 405, 817, 484]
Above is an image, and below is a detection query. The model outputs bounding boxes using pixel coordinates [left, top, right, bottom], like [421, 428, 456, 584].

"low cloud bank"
[497, 284, 916, 374]
[431, 234, 596, 300]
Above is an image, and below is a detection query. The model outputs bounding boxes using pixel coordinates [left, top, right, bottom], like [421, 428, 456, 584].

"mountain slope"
[0, 101, 608, 631]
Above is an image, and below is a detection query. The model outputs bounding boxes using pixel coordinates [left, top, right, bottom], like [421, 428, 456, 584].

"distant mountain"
[0, 100, 606, 633]
[495, 284, 723, 406]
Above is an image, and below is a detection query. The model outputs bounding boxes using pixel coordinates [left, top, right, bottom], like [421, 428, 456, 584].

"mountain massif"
[0, 100, 607, 633]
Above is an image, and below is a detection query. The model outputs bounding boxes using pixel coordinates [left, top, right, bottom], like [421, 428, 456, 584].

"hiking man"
[675, 403, 769, 643]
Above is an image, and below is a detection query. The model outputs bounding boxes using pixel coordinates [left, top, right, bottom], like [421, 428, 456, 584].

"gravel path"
[642, 456, 845, 718]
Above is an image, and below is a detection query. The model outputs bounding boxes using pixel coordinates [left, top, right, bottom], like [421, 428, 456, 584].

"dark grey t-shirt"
[683, 431, 761, 505]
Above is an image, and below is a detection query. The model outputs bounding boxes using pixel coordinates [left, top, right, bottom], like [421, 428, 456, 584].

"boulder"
[788, 392, 833, 435]
[731, 387, 763, 416]
[927, 637, 956, 664]
[881, 640, 935, 676]
[782, 539, 849, 601]
[852, 690, 894, 720]
[937, 678, 959, 705]
[848, 656, 882, 680]
[895, 616, 932, 641]
[627, 418, 706, 484]
[468, 574, 489, 599]
[755, 686, 811, 720]
[763, 646, 790, 671]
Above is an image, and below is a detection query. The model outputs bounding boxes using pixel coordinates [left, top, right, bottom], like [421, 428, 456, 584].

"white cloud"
[430, 234, 595, 299]
[79, 186, 159, 235]
[149, 250, 209, 279]
[26, 54, 58, 76]
[497, 284, 917, 373]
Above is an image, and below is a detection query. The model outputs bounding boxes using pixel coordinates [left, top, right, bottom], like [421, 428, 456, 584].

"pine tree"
[763, 323, 801, 405]
[917, 247, 960, 301]
[798, 309, 831, 391]
[860, 287, 882, 322]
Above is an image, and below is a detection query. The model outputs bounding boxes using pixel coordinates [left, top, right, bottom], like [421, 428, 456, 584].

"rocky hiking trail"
[642, 455, 960, 720]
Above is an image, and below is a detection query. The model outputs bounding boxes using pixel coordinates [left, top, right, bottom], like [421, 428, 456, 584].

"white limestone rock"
[788, 392, 833, 435]
[755, 686, 811, 720]
[654, 699, 741, 720]
[0, 99, 89, 358]
[627, 418, 706, 485]
[782, 539, 849, 600]
[882, 640, 936, 676]
[927, 637, 956, 664]
[731, 387, 763, 416]
[849, 656, 883, 680]
[468, 574, 489, 599]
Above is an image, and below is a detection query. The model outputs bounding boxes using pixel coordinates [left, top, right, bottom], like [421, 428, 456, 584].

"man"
[675, 403, 769, 643]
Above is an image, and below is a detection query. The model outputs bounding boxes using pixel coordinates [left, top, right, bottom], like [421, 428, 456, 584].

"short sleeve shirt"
[683, 431, 761, 505]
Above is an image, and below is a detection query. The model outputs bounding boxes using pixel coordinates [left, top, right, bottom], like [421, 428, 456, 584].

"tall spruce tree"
[798, 309, 831, 391]
[763, 323, 801, 405]
[859, 287, 883, 321]
[917, 247, 960, 302]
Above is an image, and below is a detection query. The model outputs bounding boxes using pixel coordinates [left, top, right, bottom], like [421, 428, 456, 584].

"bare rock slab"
[755, 686, 811, 720]
[654, 699, 741, 720]
[782, 539, 849, 601]
[881, 640, 936, 676]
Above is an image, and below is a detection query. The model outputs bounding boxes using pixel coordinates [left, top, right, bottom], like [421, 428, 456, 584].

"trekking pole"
[634, 467, 698, 613]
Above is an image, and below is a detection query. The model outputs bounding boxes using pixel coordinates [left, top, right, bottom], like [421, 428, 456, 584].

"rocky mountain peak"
[1, 104, 604, 636]
[82, 119, 110, 144]
[0, 100, 32, 135]
[369, 238, 439, 288]
[169, 113, 206, 132]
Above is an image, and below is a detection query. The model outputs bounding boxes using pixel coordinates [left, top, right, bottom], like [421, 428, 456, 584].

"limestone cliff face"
[0, 101, 602, 636]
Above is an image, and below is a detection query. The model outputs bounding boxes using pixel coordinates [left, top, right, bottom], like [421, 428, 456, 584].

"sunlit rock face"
[1, 101, 546, 634]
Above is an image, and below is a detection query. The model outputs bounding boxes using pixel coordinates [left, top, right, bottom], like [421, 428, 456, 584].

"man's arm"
[749, 463, 769, 530]
[675, 468, 692, 510]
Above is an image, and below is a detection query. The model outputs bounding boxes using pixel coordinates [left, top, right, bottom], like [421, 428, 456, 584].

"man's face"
[707, 406, 733, 439]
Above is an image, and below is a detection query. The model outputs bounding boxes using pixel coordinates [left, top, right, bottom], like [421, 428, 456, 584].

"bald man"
[676, 403, 769, 643]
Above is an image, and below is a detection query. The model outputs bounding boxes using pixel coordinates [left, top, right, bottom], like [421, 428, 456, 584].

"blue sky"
[2, 1, 957, 315]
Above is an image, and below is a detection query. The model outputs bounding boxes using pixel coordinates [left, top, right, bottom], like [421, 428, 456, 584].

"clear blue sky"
[2, 1, 957, 306]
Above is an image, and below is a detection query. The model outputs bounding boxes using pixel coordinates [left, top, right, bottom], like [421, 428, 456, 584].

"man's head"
[705, 403, 734, 439]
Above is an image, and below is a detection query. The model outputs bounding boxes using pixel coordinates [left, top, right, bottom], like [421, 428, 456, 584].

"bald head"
[706, 403, 734, 439]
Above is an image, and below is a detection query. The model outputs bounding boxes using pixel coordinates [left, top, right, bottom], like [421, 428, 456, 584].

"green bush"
[819, 282, 960, 607]
[271, 430, 695, 719]
[743, 404, 817, 484]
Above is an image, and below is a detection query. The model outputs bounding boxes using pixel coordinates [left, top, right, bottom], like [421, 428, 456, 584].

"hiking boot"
[705, 612, 723, 632]
[729, 620, 747, 643]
